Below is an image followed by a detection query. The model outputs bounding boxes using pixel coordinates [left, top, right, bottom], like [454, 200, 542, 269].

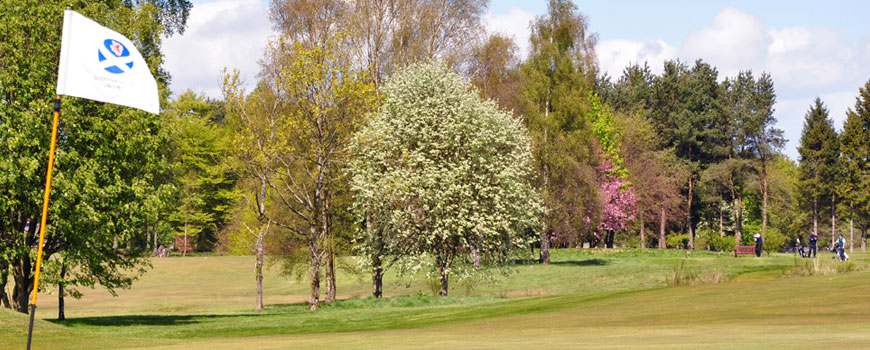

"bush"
[666, 234, 690, 249]
[762, 227, 787, 252]
[696, 228, 735, 252]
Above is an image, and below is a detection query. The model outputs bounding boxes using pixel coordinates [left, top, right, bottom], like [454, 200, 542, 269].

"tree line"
[3, 0, 870, 316]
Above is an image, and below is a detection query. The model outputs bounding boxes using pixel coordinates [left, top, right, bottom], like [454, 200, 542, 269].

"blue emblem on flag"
[98, 39, 133, 74]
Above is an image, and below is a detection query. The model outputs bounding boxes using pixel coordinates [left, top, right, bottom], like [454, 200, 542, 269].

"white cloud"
[483, 6, 536, 58]
[597, 39, 677, 78]
[765, 27, 860, 93]
[163, 0, 273, 98]
[680, 7, 770, 76]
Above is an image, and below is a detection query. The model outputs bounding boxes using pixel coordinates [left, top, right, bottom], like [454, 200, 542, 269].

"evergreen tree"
[797, 98, 839, 238]
[721, 71, 782, 243]
[650, 60, 730, 248]
[841, 79, 870, 253]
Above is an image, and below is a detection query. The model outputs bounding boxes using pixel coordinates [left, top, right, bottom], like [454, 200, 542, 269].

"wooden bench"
[734, 245, 756, 257]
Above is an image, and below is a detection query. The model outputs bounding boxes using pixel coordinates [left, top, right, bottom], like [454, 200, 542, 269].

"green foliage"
[587, 92, 626, 177]
[797, 98, 840, 231]
[165, 91, 237, 252]
[666, 234, 690, 249]
[0, 0, 188, 312]
[743, 222, 787, 252]
[840, 79, 870, 232]
[519, 0, 600, 246]
[696, 228, 736, 252]
[349, 62, 543, 294]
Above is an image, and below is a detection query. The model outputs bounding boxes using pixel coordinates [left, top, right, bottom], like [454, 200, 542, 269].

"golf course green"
[2, 249, 868, 349]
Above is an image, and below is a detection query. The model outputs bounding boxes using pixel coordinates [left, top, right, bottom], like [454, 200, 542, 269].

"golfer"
[754, 233, 763, 257]
[836, 234, 847, 261]
[809, 231, 818, 258]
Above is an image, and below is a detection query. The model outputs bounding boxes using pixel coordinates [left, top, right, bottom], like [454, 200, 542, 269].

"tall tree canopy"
[0, 0, 188, 313]
[166, 91, 236, 253]
[840, 79, 870, 253]
[348, 62, 542, 296]
[520, 0, 599, 261]
[797, 98, 840, 237]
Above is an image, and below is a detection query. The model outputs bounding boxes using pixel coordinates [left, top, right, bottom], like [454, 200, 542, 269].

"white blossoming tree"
[349, 62, 543, 296]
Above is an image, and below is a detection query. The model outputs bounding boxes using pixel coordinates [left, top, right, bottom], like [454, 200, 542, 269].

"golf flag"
[56, 10, 160, 114]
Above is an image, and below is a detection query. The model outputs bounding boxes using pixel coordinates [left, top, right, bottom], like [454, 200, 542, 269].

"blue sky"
[166, 0, 870, 160]
[492, 0, 870, 43]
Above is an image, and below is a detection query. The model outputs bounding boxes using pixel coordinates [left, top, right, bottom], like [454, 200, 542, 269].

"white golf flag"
[56, 10, 160, 114]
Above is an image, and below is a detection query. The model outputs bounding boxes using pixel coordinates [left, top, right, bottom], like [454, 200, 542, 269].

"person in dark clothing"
[809, 231, 818, 258]
[754, 233, 763, 257]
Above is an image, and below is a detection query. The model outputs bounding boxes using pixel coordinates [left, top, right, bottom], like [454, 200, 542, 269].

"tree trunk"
[831, 194, 836, 244]
[862, 229, 866, 253]
[687, 178, 694, 249]
[659, 206, 666, 249]
[470, 243, 481, 269]
[761, 152, 768, 239]
[322, 184, 336, 304]
[735, 195, 743, 244]
[639, 213, 645, 249]
[308, 230, 321, 311]
[849, 202, 854, 253]
[368, 209, 384, 298]
[813, 198, 818, 237]
[0, 260, 10, 309]
[58, 260, 66, 321]
[11, 256, 33, 313]
[324, 244, 336, 303]
[183, 222, 188, 257]
[372, 265, 383, 298]
[719, 202, 724, 237]
[539, 227, 550, 264]
[254, 233, 264, 311]
[438, 257, 449, 296]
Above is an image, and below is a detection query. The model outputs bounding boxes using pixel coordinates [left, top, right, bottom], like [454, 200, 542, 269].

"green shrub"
[762, 227, 787, 252]
[696, 229, 736, 252]
[666, 234, 690, 249]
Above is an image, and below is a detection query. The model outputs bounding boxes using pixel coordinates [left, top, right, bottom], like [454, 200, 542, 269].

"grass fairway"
[2, 249, 868, 349]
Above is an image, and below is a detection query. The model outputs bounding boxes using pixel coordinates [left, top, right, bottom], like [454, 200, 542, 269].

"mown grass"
[2, 249, 867, 349]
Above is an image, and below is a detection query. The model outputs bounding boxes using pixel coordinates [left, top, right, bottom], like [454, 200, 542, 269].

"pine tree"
[841, 79, 870, 253]
[797, 98, 839, 239]
[650, 60, 730, 248]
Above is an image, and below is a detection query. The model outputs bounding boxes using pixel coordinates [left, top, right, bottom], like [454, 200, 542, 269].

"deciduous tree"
[520, 0, 598, 261]
[348, 63, 542, 296]
[0, 0, 184, 314]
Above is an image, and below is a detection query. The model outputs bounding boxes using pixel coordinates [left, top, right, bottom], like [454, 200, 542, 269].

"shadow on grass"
[513, 258, 610, 266]
[551, 259, 609, 266]
[50, 313, 251, 327]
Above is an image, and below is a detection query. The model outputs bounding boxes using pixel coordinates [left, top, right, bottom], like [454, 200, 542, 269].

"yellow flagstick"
[27, 96, 61, 350]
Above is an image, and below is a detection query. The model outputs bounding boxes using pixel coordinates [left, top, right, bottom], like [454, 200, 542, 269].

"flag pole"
[27, 95, 61, 350]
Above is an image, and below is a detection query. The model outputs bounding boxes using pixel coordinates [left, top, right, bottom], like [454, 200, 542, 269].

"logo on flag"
[98, 39, 133, 74]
